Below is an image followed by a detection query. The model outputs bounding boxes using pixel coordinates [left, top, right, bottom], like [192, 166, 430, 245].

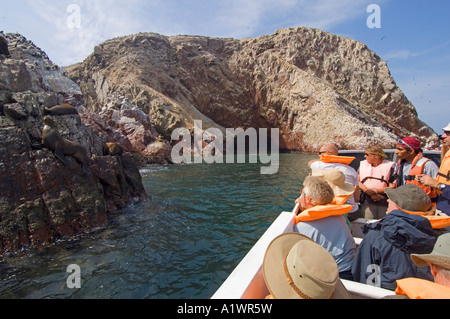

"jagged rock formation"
[67, 27, 439, 152]
[0, 33, 147, 254]
[79, 92, 173, 165]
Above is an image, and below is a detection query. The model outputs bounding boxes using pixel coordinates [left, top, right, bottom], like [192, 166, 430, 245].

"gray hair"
[303, 176, 334, 206]
[434, 264, 450, 281]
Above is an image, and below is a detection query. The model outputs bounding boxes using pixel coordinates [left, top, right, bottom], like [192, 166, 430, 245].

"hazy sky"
[1, 0, 449, 133]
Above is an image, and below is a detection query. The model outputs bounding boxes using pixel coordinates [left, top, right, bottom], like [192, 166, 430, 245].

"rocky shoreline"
[0, 33, 150, 254]
[0, 28, 440, 254]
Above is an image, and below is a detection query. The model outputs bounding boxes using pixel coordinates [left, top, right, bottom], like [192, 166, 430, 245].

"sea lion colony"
[41, 116, 90, 176]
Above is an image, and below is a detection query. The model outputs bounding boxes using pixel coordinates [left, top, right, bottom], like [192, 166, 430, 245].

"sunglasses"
[397, 139, 414, 150]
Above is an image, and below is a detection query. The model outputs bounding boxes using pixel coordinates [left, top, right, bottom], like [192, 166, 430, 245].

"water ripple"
[0, 154, 316, 299]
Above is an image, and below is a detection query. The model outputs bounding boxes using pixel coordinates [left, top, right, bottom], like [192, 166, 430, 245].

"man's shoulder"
[421, 156, 440, 177]
[296, 215, 348, 228]
[423, 157, 439, 169]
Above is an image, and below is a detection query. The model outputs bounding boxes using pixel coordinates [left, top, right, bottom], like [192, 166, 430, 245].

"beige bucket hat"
[262, 233, 350, 299]
[311, 169, 355, 196]
[411, 233, 450, 270]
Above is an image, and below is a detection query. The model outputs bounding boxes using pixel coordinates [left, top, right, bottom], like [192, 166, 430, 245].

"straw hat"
[411, 233, 450, 270]
[311, 169, 355, 196]
[262, 233, 350, 299]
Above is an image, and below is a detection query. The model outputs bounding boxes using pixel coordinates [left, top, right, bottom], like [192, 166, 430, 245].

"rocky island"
[67, 27, 438, 152]
[0, 27, 439, 253]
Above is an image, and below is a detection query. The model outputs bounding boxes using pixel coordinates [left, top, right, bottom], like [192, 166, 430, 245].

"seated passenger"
[415, 123, 450, 215]
[312, 168, 355, 206]
[352, 184, 437, 290]
[391, 137, 439, 206]
[294, 175, 356, 280]
[394, 233, 450, 299]
[263, 232, 350, 299]
[358, 145, 394, 219]
[309, 143, 361, 221]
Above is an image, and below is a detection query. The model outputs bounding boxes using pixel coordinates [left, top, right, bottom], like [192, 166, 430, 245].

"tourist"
[311, 168, 355, 206]
[262, 232, 350, 299]
[351, 184, 437, 290]
[391, 137, 439, 207]
[394, 233, 450, 298]
[358, 145, 395, 219]
[415, 122, 450, 215]
[309, 143, 361, 221]
[294, 175, 356, 280]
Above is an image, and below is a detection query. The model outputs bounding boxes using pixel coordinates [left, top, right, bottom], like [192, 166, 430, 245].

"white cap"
[443, 122, 450, 131]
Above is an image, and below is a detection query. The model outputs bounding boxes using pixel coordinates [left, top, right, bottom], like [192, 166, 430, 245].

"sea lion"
[42, 116, 90, 176]
[0, 35, 11, 58]
[103, 142, 124, 156]
[44, 104, 78, 115]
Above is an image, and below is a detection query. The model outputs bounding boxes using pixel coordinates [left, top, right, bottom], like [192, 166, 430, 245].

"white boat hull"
[212, 211, 394, 299]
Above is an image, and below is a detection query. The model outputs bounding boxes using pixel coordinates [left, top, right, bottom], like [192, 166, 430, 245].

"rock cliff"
[0, 33, 147, 254]
[0, 27, 441, 253]
[67, 27, 439, 152]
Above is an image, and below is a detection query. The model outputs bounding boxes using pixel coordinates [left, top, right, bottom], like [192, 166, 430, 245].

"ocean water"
[0, 153, 316, 299]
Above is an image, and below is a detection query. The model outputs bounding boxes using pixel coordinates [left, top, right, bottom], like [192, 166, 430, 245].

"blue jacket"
[437, 186, 450, 215]
[351, 210, 436, 290]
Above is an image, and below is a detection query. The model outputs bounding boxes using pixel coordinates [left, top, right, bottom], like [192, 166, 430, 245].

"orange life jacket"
[436, 149, 450, 187]
[401, 208, 450, 229]
[359, 160, 394, 190]
[295, 204, 353, 224]
[332, 193, 353, 205]
[393, 153, 438, 204]
[424, 215, 450, 229]
[395, 278, 450, 299]
[320, 154, 355, 165]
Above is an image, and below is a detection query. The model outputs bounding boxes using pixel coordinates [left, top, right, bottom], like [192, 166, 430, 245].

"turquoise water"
[0, 154, 316, 299]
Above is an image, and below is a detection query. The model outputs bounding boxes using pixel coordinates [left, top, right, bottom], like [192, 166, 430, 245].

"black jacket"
[351, 210, 436, 290]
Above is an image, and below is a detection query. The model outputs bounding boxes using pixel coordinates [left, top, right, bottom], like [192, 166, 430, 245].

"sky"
[1, 0, 449, 134]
